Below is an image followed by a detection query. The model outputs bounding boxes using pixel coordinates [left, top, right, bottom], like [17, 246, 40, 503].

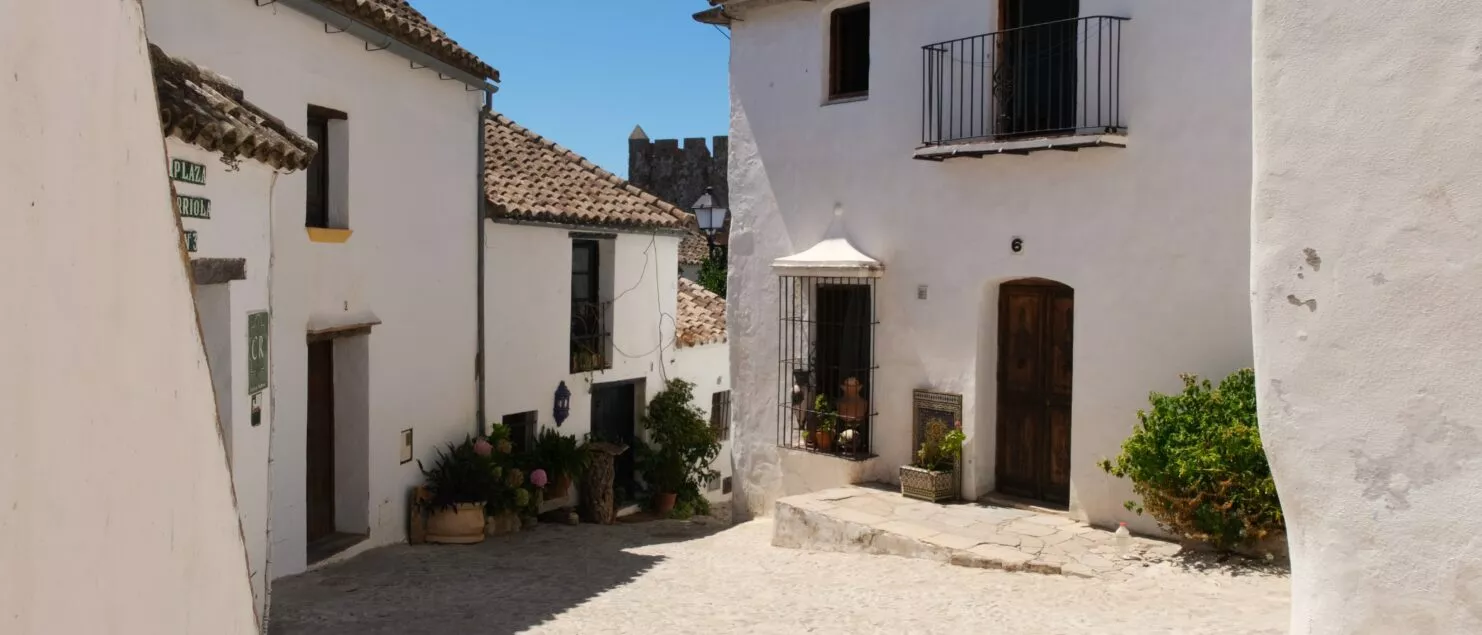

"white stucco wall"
[0, 0, 256, 630]
[170, 139, 276, 614]
[725, 0, 1253, 530]
[485, 222, 680, 437]
[485, 221, 731, 501]
[1254, 1, 1482, 632]
[668, 340, 734, 503]
[142, 0, 484, 579]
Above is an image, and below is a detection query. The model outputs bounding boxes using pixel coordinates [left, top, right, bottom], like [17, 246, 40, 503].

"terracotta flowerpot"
[654, 492, 678, 516]
[815, 430, 834, 452]
[544, 473, 572, 500]
[425, 502, 486, 544]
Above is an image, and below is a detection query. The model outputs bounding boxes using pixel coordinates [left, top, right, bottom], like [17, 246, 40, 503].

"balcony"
[918, 16, 1128, 160]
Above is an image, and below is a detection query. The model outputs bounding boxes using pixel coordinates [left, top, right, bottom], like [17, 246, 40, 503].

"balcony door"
[998, 0, 1079, 137]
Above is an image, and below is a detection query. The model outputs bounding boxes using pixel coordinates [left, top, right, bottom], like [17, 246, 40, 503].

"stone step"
[772, 495, 1075, 577]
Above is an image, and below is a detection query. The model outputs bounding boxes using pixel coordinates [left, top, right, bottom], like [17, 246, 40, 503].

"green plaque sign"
[247, 311, 269, 396]
[183, 230, 198, 253]
[176, 195, 211, 219]
[170, 158, 206, 185]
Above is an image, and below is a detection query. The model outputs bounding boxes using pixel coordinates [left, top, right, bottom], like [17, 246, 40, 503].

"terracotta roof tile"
[676, 278, 727, 348]
[151, 44, 317, 172]
[679, 232, 710, 265]
[313, 0, 498, 82]
[485, 114, 692, 231]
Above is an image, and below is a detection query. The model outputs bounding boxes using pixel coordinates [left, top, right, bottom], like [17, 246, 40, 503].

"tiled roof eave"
[299, 0, 499, 83]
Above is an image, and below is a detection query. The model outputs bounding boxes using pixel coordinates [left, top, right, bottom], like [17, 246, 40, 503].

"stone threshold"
[772, 486, 1183, 580]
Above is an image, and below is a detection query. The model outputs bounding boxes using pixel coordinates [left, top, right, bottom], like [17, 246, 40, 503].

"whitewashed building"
[140, 0, 499, 610]
[1254, 1, 1482, 632]
[700, 0, 1253, 531]
[2, 1, 256, 630]
[483, 115, 733, 506]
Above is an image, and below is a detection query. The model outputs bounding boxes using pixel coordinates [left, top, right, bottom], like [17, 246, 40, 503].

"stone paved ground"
[269, 515, 1289, 634]
[774, 486, 1284, 580]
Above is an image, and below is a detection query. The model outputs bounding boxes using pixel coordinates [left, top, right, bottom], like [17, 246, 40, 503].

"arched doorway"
[996, 278, 1073, 506]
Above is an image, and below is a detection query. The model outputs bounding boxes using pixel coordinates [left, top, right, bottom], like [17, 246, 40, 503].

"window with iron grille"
[777, 275, 877, 458]
[711, 390, 731, 441]
[571, 239, 612, 372]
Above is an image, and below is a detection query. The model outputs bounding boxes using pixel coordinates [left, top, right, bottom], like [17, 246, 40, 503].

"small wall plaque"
[177, 195, 211, 219]
[183, 230, 198, 253]
[400, 429, 414, 464]
[170, 158, 206, 185]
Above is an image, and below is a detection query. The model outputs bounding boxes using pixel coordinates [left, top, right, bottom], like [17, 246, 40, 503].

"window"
[502, 411, 537, 454]
[571, 239, 611, 372]
[829, 3, 870, 100]
[305, 105, 347, 229]
[777, 276, 877, 457]
[711, 390, 732, 441]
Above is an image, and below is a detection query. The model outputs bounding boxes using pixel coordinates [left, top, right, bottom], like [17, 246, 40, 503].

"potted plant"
[637, 379, 722, 517]
[417, 435, 498, 544]
[532, 428, 588, 499]
[814, 394, 837, 452]
[899, 418, 965, 502]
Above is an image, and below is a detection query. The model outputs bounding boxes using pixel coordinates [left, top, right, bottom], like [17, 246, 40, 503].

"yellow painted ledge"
[306, 227, 353, 243]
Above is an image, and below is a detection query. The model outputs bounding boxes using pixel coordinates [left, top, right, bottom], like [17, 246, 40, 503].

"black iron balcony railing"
[570, 300, 612, 373]
[922, 16, 1127, 146]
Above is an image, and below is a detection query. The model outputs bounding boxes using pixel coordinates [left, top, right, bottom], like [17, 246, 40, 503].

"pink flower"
[530, 469, 549, 488]
[473, 438, 493, 457]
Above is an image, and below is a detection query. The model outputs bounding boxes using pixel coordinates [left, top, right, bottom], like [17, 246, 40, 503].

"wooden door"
[591, 382, 637, 503]
[996, 280, 1073, 505]
[306, 340, 336, 543]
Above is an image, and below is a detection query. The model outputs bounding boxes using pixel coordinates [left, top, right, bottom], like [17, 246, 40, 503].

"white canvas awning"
[771, 210, 883, 278]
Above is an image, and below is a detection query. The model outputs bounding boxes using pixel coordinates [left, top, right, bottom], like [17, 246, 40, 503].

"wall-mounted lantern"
[553, 381, 571, 427]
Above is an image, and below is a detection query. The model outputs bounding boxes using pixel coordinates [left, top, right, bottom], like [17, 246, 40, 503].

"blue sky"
[410, 1, 730, 177]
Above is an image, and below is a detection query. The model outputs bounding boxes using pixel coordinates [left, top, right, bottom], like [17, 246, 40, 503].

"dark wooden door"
[306, 340, 336, 543]
[591, 382, 637, 503]
[998, 0, 1080, 136]
[996, 280, 1073, 505]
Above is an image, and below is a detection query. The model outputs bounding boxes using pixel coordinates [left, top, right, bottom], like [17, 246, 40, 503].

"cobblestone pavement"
[774, 486, 1282, 580]
[269, 516, 1289, 635]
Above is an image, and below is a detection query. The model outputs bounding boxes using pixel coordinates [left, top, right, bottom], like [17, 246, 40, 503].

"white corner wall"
[169, 138, 276, 614]
[141, 0, 484, 578]
[0, 0, 257, 631]
[726, 0, 1253, 529]
[1254, 1, 1482, 632]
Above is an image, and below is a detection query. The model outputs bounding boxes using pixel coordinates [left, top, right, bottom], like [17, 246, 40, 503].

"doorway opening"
[997, 0, 1080, 137]
[591, 380, 640, 505]
[305, 335, 370, 563]
[995, 279, 1073, 506]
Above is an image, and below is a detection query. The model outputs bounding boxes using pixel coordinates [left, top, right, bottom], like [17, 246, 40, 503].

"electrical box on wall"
[918, 285, 929, 300]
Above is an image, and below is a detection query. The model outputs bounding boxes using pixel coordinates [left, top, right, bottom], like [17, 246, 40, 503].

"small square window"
[829, 4, 870, 100]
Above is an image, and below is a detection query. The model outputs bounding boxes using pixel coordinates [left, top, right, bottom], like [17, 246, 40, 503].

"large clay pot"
[654, 492, 678, 516]
[425, 502, 486, 544]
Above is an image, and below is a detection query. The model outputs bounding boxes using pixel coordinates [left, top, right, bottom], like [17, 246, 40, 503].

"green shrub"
[637, 379, 721, 513]
[1099, 368, 1283, 550]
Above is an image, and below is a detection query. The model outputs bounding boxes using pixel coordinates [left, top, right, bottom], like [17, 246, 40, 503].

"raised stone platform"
[773, 486, 1183, 580]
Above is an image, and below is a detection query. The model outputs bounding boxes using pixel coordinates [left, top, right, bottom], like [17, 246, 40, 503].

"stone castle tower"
[627, 125, 728, 211]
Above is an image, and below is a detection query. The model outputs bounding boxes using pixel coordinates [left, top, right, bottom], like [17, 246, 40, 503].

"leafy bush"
[531, 427, 589, 483]
[697, 251, 726, 297]
[1099, 368, 1283, 551]
[913, 418, 965, 472]
[418, 436, 499, 512]
[637, 379, 721, 513]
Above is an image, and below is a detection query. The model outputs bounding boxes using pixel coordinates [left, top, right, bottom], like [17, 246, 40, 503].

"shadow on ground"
[267, 518, 727, 635]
